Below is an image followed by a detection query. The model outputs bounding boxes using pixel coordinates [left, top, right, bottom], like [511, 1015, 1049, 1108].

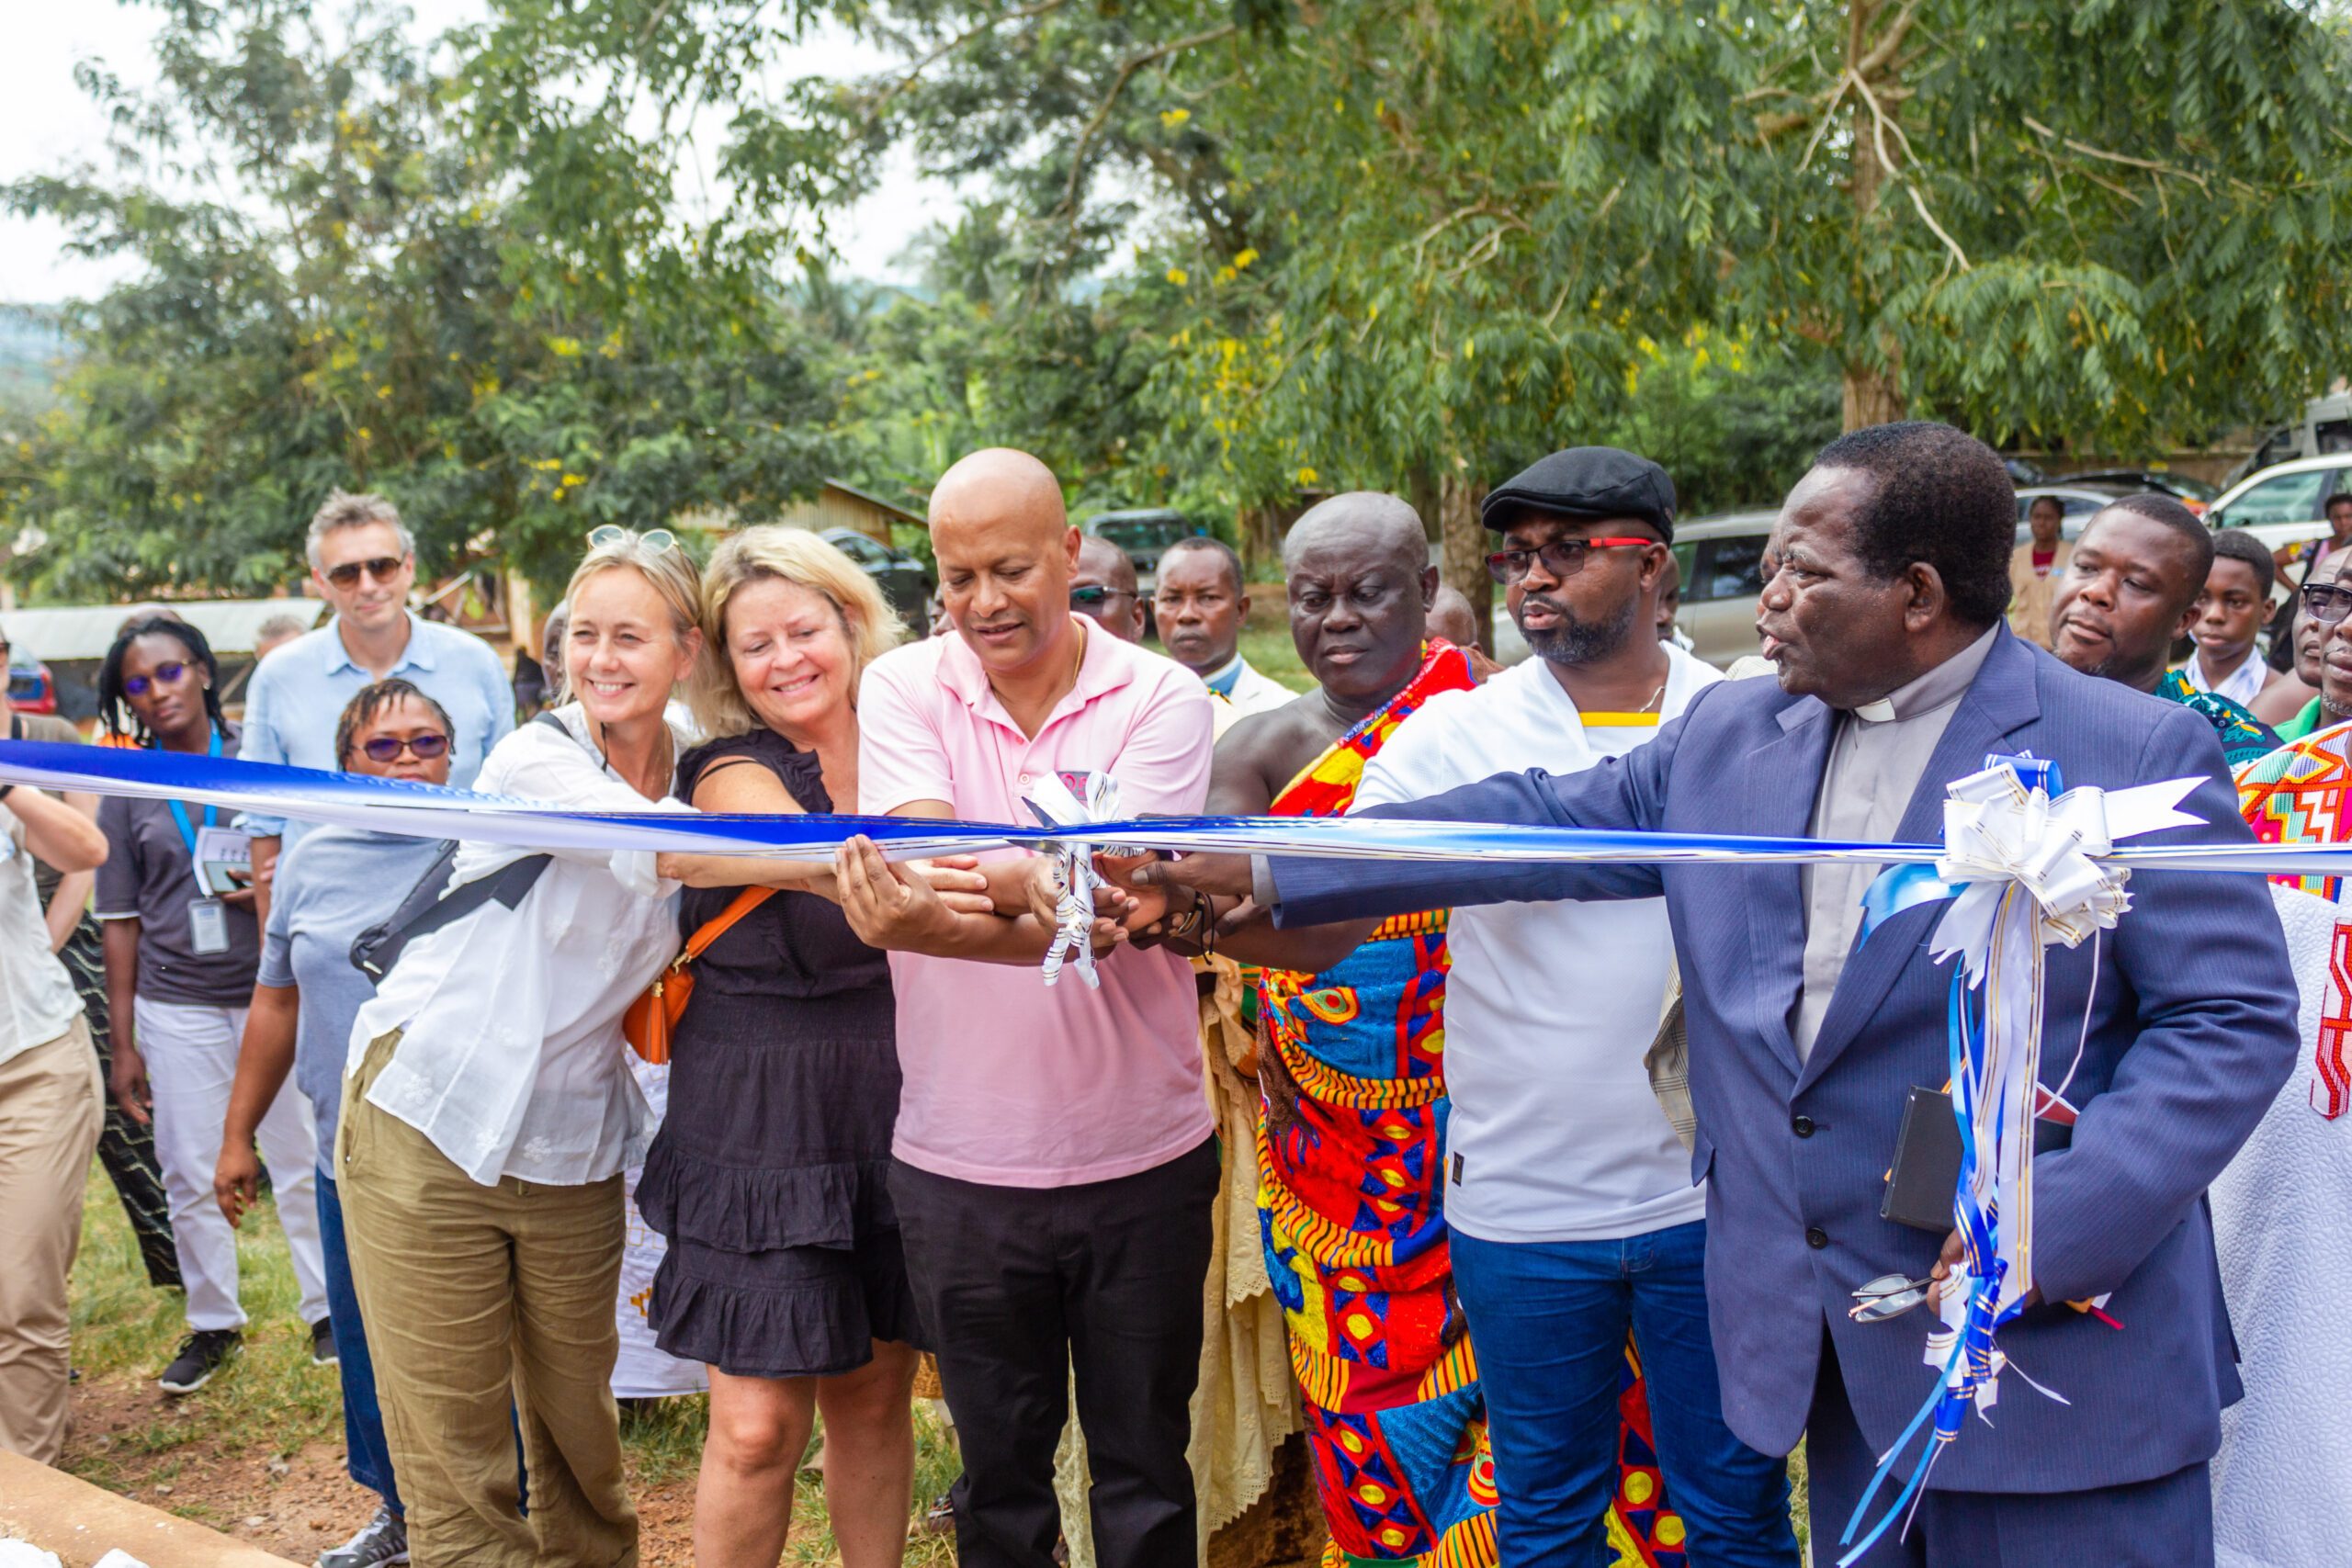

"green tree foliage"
[10, 0, 2348, 627]
[5, 0, 838, 600]
[785, 0, 2349, 637]
[1544, 0, 2352, 443]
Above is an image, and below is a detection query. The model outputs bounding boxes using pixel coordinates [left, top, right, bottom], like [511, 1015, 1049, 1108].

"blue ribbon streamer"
[10, 736, 2352, 878]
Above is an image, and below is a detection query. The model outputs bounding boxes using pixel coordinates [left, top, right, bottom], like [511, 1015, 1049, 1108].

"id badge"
[188, 897, 231, 956]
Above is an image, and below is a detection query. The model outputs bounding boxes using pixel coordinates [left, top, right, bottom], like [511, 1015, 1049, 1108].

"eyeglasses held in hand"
[1485, 537, 1656, 585]
[2302, 581, 2352, 626]
[324, 556, 407, 590]
[122, 661, 190, 697]
[1069, 585, 1134, 607]
[588, 525, 679, 553]
[359, 732, 449, 762]
[1849, 1271, 1934, 1324]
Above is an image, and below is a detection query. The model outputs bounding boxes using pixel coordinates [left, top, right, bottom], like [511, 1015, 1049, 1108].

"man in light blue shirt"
[243, 491, 513, 914]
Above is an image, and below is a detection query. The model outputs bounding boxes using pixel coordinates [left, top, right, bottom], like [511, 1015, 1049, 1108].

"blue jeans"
[1451, 1219, 1797, 1567]
[317, 1166, 402, 1512]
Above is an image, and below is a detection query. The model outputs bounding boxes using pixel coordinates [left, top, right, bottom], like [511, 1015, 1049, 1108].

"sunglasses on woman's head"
[359, 732, 449, 762]
[121, 661, 190, 697]
[587, 525, 678, 553]
[324, 556, 406, 589]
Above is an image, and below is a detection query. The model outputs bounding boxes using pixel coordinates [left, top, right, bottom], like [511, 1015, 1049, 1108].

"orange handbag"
[623, 887, 774, 1065]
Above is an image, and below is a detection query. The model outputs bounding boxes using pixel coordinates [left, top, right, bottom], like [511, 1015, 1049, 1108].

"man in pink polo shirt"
[837, 447, 1217, 1568]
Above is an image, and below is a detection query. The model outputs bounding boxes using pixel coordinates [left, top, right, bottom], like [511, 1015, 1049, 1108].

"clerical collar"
[1201, 651, 1246, 697]
[1847, 625, 1999, 725]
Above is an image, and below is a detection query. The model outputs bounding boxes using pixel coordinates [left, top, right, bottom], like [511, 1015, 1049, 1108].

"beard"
[1519, 592, 1638, 667]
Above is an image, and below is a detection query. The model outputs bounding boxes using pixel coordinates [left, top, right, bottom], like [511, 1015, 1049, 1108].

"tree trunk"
[1842, 359, 1905, 431]
[1437, 470, 1492, 653]
[1236, 503, 1280, 581]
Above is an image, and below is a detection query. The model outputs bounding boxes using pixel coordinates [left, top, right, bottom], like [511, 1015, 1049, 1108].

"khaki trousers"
[0, 1016, 103, 1464]
[337, 1031, 636, 1567]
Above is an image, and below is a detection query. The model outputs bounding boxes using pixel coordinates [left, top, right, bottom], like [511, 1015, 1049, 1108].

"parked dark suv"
[1080, 509, 1202, 587]
[820, 527, 935, 636]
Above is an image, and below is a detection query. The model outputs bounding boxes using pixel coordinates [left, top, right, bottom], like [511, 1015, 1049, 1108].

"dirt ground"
[62, 1368, 1317, 1568]
[62, 1372, 705, 1567]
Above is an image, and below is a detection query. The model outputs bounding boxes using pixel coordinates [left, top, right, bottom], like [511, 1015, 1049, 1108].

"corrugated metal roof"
[1, 600, 326, 661]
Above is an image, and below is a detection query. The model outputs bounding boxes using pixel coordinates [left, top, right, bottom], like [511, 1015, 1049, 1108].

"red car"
[6, 645, 58, 715]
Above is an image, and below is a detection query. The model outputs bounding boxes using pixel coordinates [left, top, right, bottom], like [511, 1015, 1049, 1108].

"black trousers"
[1806, 1327, 2212, 1567]
[62, 916, 179, 1288]
[892, 1139, 1217, 1568]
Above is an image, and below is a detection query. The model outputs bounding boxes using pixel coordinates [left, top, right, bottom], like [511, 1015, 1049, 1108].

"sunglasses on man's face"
[122, 661, 192, 698]
[359, 732, 449, 763]
[2302, 582, 2352, 626]
[324, 556, 407, 590]
[1485, 536, 1655, 586]
[1070, 585, 1135, 607]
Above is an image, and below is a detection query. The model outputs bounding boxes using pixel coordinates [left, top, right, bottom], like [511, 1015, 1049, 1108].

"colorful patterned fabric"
[2236, 718, 2352, 1115]
[2158, 668, 2281, 767]
[1256, 641, 1490, 1566]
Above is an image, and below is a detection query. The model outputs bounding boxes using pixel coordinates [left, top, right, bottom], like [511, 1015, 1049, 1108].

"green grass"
[68, 1165, 343, 1499]
[66, 1163, 962, 1563]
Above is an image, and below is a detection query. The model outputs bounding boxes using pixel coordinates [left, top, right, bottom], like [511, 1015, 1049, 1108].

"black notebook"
[1882, 1086, 1964, 1233]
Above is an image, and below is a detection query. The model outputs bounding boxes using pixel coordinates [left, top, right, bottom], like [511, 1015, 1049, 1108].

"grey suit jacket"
[1269, 626, 2297, 1492]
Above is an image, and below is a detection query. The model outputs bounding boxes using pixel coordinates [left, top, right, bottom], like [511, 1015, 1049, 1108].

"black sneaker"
[158, 1328, 242, 1394]
[316, 1506, 408, 1568]
[311, 1317, 339, 1366]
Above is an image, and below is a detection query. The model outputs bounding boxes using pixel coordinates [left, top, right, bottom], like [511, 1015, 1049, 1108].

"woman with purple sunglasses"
[95, 614, 331, 1397]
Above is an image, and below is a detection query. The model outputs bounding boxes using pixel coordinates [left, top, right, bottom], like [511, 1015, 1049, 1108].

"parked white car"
[2206, 453, 2352, 556]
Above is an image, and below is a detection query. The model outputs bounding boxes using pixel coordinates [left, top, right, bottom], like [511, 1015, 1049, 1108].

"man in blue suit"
[1125, 423, 2297, 1563]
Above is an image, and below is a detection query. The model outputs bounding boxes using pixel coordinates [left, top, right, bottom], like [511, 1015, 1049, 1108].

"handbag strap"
[674, 886, 775, 968]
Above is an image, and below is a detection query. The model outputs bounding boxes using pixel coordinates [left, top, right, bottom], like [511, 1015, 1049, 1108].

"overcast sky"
[0, 2, 958, 305]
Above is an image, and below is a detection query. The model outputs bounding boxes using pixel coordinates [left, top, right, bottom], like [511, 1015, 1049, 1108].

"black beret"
[1482, 447, 1677, 542]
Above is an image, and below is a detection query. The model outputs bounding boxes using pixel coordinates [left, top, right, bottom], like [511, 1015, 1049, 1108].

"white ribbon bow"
[1930, 765, 2201, 980]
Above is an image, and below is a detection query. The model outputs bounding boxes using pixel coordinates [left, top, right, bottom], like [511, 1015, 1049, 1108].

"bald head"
[1283, 491, 1428, 580]
[1075, 535, 1137, 596]
[931, 448, 1068, 551]
[929, 447, 1082, 677]
[1283, 491, 1438, 707]
[1428, 584, 1479, 649]
[1072, 533, 1144, 642]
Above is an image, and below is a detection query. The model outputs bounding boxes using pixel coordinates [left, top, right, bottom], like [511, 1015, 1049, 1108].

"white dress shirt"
[346, 705, 692, 1187]
[1351, 644, 1722, 1244]
[0, 805, 83, 1069]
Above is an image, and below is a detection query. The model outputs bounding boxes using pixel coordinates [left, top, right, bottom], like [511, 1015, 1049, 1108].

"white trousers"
[136, 995, 327, 1333]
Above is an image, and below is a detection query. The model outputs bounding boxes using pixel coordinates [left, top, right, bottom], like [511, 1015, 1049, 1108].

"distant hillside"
[0, 305, 70, 419]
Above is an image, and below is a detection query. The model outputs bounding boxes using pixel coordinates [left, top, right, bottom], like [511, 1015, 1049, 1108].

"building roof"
[820, 479, 926, 525]
[2, 599, 326, 661]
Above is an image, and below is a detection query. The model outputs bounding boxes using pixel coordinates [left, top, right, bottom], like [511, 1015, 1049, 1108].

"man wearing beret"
[1347, 449, 1796, 1563]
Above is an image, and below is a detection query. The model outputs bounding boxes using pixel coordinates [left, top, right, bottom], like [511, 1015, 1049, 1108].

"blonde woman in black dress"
[647, 525, 980, 1565]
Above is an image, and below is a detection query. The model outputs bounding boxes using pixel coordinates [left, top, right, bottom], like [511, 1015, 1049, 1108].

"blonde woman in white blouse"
[335, 528, 701, 1566]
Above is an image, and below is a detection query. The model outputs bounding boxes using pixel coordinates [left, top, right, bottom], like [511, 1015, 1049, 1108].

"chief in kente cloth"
[1127, 423, 2297, 1566]
[1159, 491, 1494, 1567]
